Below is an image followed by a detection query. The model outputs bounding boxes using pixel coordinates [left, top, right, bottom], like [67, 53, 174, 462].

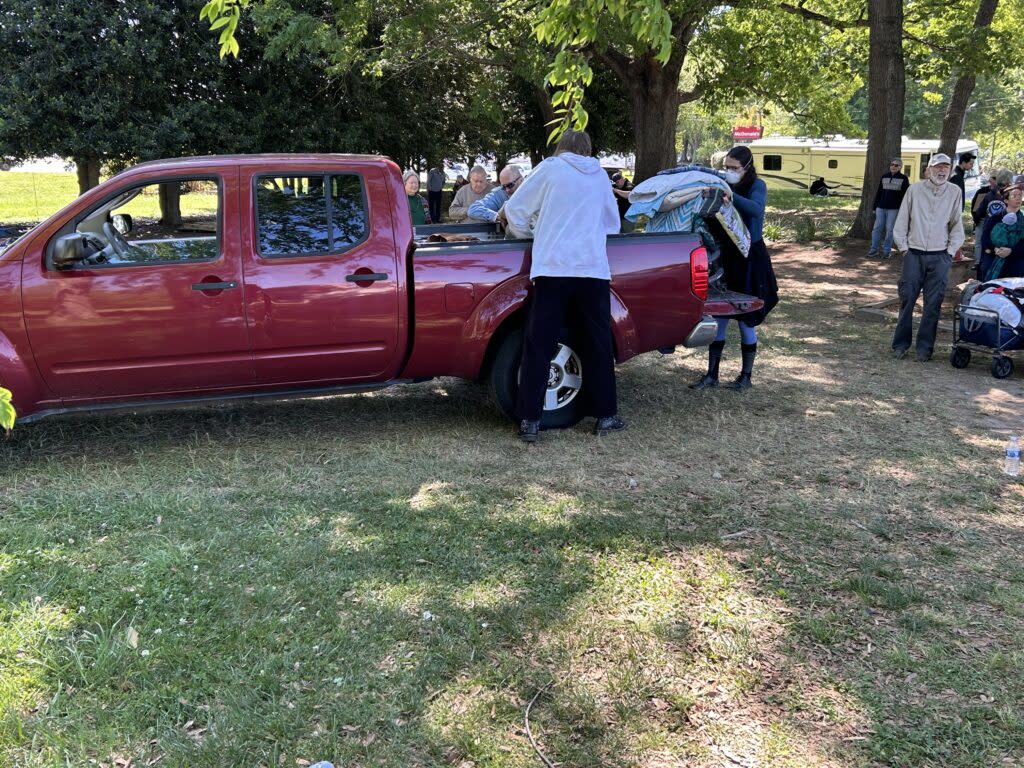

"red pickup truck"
[0, 154, 760, 428]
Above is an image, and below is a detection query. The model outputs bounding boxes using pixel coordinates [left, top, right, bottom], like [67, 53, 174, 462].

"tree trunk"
[849, 0, 905, 239]
[74, 156, 100, 194]
[627, 55, 681, 183]
[937, 0, 1000, 158]
[159, 182, 182, 228]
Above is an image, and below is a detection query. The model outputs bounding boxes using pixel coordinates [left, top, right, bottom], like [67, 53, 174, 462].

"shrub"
[0, 386, 15, 434]
[794, 215, 816, 243]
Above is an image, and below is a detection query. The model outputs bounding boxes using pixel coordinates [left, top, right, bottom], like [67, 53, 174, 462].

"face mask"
[929, 171, 949, 186]
[723, 170, 743, 185]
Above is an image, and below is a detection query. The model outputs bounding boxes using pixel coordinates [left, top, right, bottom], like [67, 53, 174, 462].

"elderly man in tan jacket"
[891, 153, 966, 362]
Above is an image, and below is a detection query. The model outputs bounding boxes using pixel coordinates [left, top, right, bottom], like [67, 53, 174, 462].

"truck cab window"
[71, 179, 219, 267]
[256, 174, 368, 257]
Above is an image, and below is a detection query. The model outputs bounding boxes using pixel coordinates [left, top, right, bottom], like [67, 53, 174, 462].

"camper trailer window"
[763, 155, 782, 171]
[828, 160, 838, 169]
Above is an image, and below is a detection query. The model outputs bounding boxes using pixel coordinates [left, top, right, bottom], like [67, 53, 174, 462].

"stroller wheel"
[950, 346, 971, 369]
[991, 356, 1014, 379]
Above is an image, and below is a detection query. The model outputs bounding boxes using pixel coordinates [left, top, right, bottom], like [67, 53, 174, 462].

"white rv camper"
[746, 136, 981, 200]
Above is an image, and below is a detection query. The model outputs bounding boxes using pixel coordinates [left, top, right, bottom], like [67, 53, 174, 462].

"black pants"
[892, 248, 952, 355]
[427, 190, 442, 223]
[516, 277, 617, 421]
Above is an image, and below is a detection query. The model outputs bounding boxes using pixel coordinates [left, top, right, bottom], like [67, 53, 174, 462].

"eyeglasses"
[890, 162, 901, 167]
[501, 180, 519, 192]
[723, 165, 743, 171]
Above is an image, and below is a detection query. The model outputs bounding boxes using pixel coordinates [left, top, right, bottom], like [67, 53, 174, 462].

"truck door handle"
[192, 281, 238, 291]
[345, 272, 388, 283]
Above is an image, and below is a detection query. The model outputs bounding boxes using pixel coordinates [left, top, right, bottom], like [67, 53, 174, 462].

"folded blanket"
[626, 170, 750, 256]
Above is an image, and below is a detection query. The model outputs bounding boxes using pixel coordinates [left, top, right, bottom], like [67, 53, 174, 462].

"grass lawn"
[0, 173, 218, 232]
[0, 172, 81, 227]
[2, 238, 1023, 767]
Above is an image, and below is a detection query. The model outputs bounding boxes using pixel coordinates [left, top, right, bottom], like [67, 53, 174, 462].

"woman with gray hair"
[403, 171, 432, 226]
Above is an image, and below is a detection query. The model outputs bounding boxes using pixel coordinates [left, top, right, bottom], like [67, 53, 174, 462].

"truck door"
[21, 170, 253, 400]
[239, 165, 404, 385]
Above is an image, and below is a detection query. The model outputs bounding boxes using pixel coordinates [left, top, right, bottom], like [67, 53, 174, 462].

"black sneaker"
[892, 347, 909, 360]
[689, 375, 719, 390]
[593, 415, 627, 436]
[517, 420, 540, 443]
[916, 350, 932, 362]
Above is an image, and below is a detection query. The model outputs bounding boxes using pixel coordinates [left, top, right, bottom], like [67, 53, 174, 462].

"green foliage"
[533, 0, 675, 142]
[199, 0, 249, 57]
[0, 387, 14, 435]
[794, 215, 816, 243]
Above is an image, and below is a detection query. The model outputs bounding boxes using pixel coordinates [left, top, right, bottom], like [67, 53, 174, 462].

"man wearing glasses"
[468, 165, 526, 228]
[868, 157, 910, 258]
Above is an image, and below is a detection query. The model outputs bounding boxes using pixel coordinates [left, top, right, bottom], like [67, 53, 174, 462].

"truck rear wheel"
[488, 328, 587, 429]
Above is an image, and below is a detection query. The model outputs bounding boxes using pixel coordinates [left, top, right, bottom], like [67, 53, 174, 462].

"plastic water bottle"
[1005, 436, 1020, 477]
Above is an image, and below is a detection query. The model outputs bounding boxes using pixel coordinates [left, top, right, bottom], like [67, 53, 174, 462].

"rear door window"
[256, 174, 368, 257]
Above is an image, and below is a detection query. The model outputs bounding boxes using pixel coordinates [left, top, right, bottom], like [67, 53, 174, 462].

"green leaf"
[209, 16, 230, 30]
[0, 387, 15, 434]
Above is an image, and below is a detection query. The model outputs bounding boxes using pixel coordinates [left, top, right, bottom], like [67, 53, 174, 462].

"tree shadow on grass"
[2, 278, 1024, 766]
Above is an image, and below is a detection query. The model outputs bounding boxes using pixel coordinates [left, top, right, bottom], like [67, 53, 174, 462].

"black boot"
[690, 340, 725, 390]
[725, 343, 757, 390]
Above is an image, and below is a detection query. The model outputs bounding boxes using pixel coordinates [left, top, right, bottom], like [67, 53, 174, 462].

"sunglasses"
[501, 181, 519, 192]
[890, 162, 901, 166]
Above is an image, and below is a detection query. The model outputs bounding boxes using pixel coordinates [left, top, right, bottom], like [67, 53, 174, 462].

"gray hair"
[501, 164, 523, 179]
[555, 130, 592, 157]
[402, 171, 419, 184]
[469, 165, 487, 179]
[994, 168, 1014, 187]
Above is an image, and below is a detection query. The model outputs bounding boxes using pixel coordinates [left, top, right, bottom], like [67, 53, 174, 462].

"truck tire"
[488, 327, 587, 429]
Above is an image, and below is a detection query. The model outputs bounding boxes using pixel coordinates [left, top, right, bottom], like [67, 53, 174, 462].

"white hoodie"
[503, 153, 621, 280]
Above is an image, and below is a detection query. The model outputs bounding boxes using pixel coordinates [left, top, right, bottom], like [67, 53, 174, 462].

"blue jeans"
[715, 318, 757, 344]
[870, 207, 898, 255]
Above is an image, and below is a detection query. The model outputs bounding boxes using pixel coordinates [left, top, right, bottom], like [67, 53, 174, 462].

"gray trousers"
[892, 248, 952, 355]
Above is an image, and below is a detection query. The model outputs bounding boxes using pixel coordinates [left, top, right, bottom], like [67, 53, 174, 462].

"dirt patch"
[770, 238, 1024, 433]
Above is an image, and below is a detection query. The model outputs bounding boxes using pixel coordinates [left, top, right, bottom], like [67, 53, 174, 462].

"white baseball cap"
[928, 153, 952, 167]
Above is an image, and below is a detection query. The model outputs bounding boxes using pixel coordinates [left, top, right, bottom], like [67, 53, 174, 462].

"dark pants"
[892, 248, 952, 355]
[427, 190, 442, 223]
[516, 277, 617, 421]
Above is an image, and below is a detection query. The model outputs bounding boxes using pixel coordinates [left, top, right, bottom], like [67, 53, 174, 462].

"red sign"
[732, 126, 763, 140]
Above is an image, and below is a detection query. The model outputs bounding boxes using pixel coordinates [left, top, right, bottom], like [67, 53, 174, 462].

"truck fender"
[463, 277, 641, 378]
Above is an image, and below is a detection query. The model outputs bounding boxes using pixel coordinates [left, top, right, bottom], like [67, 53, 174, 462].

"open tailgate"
[703, 287, 764, 316]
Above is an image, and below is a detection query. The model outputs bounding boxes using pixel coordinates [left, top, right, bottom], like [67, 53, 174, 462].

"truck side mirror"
[51, 233, 88, 270]
[111, 213, 133, 235]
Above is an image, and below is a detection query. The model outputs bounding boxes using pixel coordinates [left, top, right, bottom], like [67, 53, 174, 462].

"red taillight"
[690, 246, 708, 300]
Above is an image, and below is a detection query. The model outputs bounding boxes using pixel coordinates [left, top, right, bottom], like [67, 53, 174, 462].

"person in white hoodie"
[503, 130, 624, 443]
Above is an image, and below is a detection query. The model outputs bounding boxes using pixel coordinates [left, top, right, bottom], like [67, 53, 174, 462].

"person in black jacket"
[972, 169, 1011, 264]
[950, 152, 976, 210]
[867, 158, 909, 258]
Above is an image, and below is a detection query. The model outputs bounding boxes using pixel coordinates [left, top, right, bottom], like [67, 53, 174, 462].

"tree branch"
[776, 2, 867, 30]
[678, 85, 704, 104]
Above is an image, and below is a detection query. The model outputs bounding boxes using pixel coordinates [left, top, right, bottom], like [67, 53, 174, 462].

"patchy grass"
[2, 243, 1023, 767]
[765, 189, 859, 245]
